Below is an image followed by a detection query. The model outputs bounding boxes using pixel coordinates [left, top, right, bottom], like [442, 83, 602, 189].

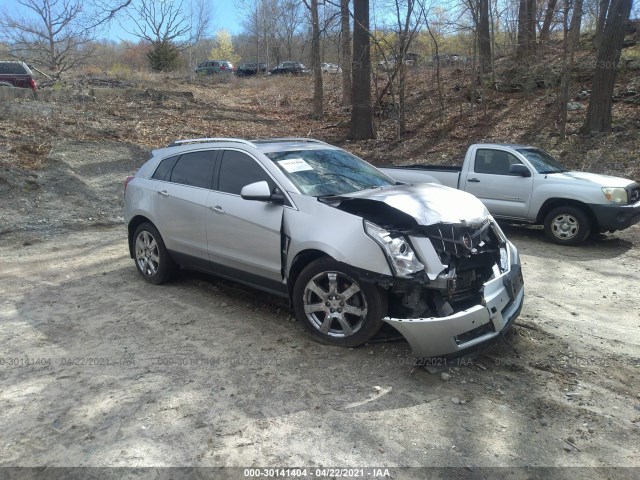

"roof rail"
[251, 138, 330, 145]
[167, 138, 256, 147]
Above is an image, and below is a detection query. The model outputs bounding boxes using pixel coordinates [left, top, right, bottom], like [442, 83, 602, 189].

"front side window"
[265, 149, 394, 197]
[218, 150, 275, 195]
[474, 149, 521, 175]
[169, 151, 215, 188]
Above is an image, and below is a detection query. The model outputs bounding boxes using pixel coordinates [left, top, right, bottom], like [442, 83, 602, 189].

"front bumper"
[383, 248, 524, 358]
[589, 201, 640, 232]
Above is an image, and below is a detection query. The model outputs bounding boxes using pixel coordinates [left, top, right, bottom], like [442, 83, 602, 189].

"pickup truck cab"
[381, 144, 640, 245]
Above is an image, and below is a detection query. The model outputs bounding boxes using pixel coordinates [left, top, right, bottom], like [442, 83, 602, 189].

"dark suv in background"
[0, 61, 38, 90]
[235, 62, 267, 77]
[270, 62, 309, 75]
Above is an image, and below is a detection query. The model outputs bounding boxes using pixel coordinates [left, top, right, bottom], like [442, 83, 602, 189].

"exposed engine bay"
[334, 194, 507, 321]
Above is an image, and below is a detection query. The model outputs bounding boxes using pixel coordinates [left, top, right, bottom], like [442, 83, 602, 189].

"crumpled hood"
[549, 171, 635, 188]
[338, 183, 489, 226]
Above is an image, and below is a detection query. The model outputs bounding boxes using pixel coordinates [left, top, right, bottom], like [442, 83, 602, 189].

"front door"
[462, 148, 534, 219]
[206, 149, 284, 286]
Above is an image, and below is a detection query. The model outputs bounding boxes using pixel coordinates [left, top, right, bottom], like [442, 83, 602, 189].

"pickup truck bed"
[381, 165, 461, 189]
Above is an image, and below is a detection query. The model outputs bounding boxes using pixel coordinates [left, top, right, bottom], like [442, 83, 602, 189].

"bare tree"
[303, 0, 324, 118]
[517, 0, 537, 55]
[340, 0, 352, 106]
[0, 0, 104, 78]
[388, 0, 422, 136]
[582, 0, 633, 132]
[466, 0, 492, 74]
[539, 0, 558, 43]
[276, 0, 305, 60]
[592, 0, 610, 49]
[559, 0, 583, 138]
[478, 0, 492, 74]
[127, 0, 192, 46]
[350, 0, 375, 139]
[126, 0, 196, 70]
[240, 0, 279, 67]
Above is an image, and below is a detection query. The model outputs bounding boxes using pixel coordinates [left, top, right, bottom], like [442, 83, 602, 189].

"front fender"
[283, 195, 392, 277]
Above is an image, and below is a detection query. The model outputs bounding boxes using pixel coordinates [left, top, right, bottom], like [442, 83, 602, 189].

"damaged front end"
[335, 185, 525, 358]
[384, 220, 524, 358]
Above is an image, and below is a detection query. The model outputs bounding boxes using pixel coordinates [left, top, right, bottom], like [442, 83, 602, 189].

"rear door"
[461, 147, 534, 219]
[205, 149, 285, 289]
[152, 150, 217, 264]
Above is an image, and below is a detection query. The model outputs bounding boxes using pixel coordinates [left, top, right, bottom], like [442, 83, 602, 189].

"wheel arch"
[127, 215, 156, 258]
[536, 198, 598, 227]
[286, 249, 332, 301]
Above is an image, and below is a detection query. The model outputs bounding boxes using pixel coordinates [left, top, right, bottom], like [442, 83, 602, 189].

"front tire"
[133, 222, 178, 284]
[543, 206, 591, 245]
[292, 258, 386, 347]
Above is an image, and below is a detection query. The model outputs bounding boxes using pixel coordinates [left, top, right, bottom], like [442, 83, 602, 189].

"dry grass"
[0, 63, 638, 180]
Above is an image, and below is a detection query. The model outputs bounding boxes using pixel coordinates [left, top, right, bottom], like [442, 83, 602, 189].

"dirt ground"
[1, 82, 639, 474]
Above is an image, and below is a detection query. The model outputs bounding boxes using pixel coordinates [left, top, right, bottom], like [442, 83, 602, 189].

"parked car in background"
[124, 137, 524, 358]
[195, 60, 234, 75]
[321, 63, 341, 73]
[235, 62, 267, 77]
[0, 61, 37, 91]
[270, 62, 309, 75]
[380, 144, 640, 245]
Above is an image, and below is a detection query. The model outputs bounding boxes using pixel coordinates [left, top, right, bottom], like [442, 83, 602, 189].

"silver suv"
[124, 138, 524, 357]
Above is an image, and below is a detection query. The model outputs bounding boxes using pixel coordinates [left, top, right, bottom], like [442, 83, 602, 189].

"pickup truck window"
[516, 148, 567, 174]
[474, 149, 521, 175]
[266, 149, 394, 197]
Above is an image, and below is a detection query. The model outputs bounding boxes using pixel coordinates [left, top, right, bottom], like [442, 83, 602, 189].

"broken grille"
[423, 220, 492, 257]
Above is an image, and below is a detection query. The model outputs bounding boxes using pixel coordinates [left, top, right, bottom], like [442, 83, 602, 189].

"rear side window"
[151, 155, 179, 181]
[170, 151, 215, 188]
[218, 150, 274, 195]
[0, 63, 26, 74]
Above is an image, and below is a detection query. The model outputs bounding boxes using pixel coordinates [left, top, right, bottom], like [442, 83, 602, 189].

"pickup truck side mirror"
[509, 164, 532, 177]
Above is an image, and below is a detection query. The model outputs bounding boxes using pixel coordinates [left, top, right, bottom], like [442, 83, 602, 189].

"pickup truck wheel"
[133, 222, 178, 284]
[543, 206, 591, 245]
[293, 258, 386, 347]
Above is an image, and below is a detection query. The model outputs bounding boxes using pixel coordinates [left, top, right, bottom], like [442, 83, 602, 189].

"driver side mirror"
[240, 181, 285, 204]
[509, 164, 531, 177]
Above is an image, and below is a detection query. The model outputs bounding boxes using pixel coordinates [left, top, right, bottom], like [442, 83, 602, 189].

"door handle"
[468, 178, 480, 183]
[209, 205, 225, 214]
[157, 190, 169, 197]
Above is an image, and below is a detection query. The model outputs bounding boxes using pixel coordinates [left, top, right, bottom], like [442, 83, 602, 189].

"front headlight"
[364, 221, 424, 277]
[602, 187, 627, 204]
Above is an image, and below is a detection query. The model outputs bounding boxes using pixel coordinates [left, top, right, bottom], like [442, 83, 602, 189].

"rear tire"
[543, 206, 591, 245]
[133, 222, 178, 284]
[292, 258, 386, 347]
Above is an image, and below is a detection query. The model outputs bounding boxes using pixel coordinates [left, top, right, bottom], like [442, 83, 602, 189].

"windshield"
[265, 149, 395, 197]
[516, 148, 567, 174]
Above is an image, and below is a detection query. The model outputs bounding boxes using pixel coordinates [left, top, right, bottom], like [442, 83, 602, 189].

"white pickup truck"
[380, 144, 640, 245]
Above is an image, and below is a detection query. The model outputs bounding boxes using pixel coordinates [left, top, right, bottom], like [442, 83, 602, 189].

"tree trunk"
[478, 0, 492, 74]
[517, 0, 537, 55]
[539, 0, 558, 43]
[340, 0, 352, 106]
[310, 0, 323, 118]
[559, 0, 583, 139]
[582, 0, 632, 133]
[593, 0, 610, 49]
[349, 0, 375, 139]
